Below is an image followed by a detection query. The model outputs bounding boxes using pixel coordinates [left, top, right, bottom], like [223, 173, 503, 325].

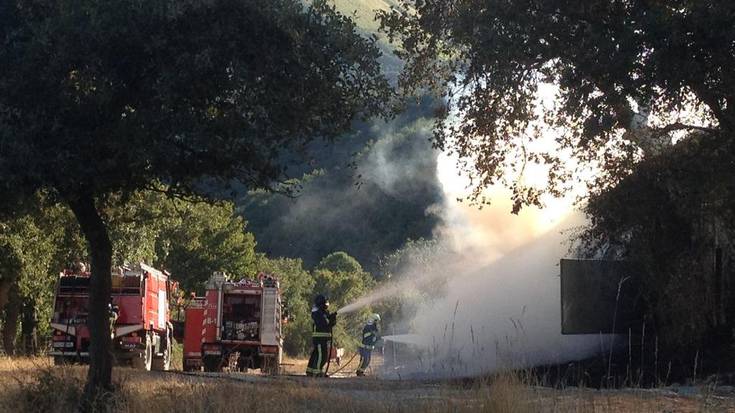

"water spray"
[336, 281, 410, 315]
[336, 257, 487, 315]
[381, 334, 430, 347]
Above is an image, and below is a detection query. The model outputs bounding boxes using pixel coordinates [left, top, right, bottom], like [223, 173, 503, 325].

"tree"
[379, 1, 733, 210]
[0, 0, 390, 403]
[316, 251, 364, 274]
[157, 199, 257, 293]
[0, 200, 82, 355]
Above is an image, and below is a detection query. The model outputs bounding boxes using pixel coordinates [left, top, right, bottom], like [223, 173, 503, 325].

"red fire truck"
[182, 272, 283, 374]
[50, 263, 175, 370]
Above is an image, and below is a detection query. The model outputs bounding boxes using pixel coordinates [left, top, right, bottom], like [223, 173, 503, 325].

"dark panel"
[560, 259, 641, 334]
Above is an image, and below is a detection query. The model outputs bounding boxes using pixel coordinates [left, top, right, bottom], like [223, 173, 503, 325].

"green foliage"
[328, 0, 403, 78]
[0, 199, 82, 351]
[85, 190, 258, 293]
[316, 251, 364, 274]
[314, 255, 374, 309]
[0, 0, 392, 206]
[379, 1, 734, 209]
[102, 191, 179, 268]
[155, 200, 256, 293]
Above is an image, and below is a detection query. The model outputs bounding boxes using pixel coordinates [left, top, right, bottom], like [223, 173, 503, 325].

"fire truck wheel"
[203, 355, 221, 372]
[182, 361, 194, 372]
[53, 356, 69, 366]
[133, 333, 154, 371]
[152, 332, 172, 371]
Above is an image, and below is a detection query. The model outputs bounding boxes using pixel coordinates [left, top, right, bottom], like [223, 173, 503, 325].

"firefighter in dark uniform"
[356, 313, 380, 376]
[306, 294, 336, 377]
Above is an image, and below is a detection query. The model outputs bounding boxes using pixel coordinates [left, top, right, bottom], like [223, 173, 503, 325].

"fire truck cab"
[50, 263, 175, 371]
[182, 272, 283, 374]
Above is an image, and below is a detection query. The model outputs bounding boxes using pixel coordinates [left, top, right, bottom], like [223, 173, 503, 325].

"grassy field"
[1, 357, 734, 412]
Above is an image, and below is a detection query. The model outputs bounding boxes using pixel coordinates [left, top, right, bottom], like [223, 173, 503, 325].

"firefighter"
[356, 313, 380, 376]
[306, 294, 336, 377]
[108, 302, 120, 339]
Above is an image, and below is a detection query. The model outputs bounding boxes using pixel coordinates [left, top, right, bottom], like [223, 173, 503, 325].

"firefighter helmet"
[368, 313, 381, 324]
[314, 294, 329, 308]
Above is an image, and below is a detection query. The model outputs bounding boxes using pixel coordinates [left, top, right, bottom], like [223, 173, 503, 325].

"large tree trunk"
[67, 194, 114, 408]
[2, 283, 20, 355]
[21, 297, 37, 355]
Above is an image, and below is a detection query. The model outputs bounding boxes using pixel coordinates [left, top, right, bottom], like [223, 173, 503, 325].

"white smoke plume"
[339, 153, 604, 379]
[381, 214, 601, 378]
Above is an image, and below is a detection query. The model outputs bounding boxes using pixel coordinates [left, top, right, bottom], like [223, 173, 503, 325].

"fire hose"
[323, 316, 363, 376]
[325, 352, 359, 376]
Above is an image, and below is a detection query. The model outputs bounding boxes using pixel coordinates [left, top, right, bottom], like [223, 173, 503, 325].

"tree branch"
[651, 122, 718, 137]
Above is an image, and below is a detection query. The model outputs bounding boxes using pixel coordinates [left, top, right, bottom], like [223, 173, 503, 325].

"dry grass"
[0, 357, 733, 413]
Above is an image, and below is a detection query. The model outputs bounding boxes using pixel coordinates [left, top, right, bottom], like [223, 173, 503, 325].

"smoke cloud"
[340, 153, 604, 379]
[239, 101, 444, 272]
[384, 215, 601, 378]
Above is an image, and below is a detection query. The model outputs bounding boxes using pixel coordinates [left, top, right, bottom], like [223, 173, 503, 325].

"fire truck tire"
[152, 331, 172, 371]
[203, 355, 221, 372]
[132, 333, 153, 371]
[53, 356, 69, 366]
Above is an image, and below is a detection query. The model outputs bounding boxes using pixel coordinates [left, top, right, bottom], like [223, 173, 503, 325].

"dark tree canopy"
[379, 0, 734, 210]
[1, 0, 390, 201]
[0, 0, 390, 404]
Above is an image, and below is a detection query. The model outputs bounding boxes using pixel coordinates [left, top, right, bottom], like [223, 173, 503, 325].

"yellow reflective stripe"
[359, 344, 374, 350]
[312, 332, 332, 338]
[363, 332, 374, 338]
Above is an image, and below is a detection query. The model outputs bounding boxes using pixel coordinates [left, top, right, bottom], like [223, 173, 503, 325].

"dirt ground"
[1, 356, 735, 412]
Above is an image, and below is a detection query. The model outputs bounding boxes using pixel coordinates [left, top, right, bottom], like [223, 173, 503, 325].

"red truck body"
[182, 272, 283, 374]
[50, 263, 174, 370]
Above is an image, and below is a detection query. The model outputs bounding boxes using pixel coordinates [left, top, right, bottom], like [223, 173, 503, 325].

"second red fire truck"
[182, 272, 284, 374]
